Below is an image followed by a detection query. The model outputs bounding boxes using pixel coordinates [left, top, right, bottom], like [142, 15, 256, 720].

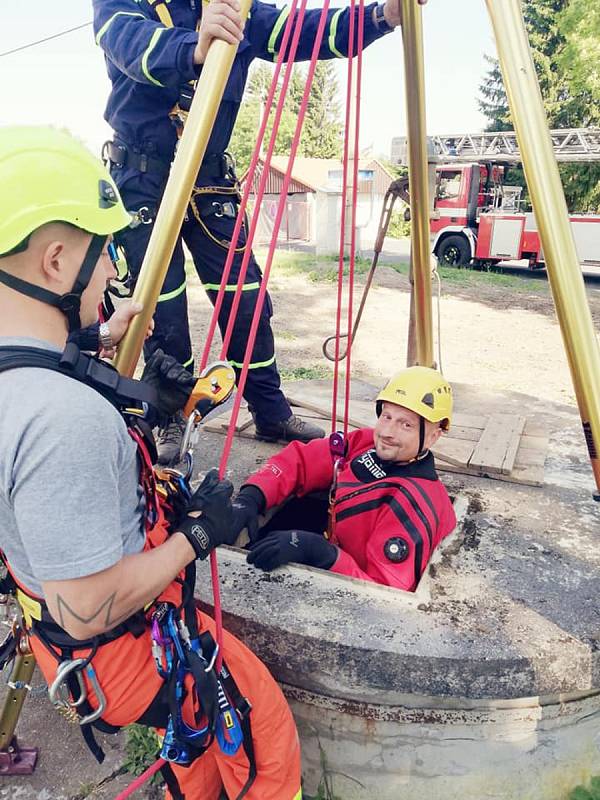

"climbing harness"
[0, 344, 254, 795]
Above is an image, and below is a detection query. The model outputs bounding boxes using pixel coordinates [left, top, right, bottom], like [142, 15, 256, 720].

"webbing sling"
[0, 343, 157, 412]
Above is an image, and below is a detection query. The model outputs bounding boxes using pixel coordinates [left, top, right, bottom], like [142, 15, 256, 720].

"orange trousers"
[30, 609, 302, 800]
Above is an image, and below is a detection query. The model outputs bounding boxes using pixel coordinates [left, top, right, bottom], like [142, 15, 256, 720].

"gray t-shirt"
[0, 337, 146, 596]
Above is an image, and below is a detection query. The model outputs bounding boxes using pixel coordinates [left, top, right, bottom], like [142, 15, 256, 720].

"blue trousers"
[115, 173, 291, 426]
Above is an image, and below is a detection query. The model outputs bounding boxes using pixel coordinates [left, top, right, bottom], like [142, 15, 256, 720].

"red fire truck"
[391, 129, 600, 269]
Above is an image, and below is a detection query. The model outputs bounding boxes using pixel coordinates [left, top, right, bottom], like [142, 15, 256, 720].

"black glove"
[247, 530, 337, 572]
[141, 348, 196, 418]
[175, 470, 235, 560]
[231, 485, 265, 543]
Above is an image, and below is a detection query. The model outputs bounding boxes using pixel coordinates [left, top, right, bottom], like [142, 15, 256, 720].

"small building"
[243, 155, 395, 253]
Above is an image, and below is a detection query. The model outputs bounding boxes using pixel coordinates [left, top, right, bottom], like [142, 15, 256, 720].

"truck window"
[437, 170, 463, 201]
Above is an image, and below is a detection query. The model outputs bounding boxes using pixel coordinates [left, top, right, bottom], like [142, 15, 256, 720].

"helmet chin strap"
[0, 234, 106, 333]
[417, 416, 426, 458]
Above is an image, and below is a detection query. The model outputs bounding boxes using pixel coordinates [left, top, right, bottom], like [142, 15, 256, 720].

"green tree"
[478, 0, 600, 211]
[299, 62, 343, 158]
[229, 61, 343, 174]
[229, 64, 299, 174]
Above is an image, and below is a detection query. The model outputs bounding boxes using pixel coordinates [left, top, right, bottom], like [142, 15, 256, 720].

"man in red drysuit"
[231, 367, 456, 591]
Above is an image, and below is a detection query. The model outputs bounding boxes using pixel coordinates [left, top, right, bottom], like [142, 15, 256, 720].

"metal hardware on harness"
[179, 408, 202, 468]
[48, 658, 107, 726]
[326, 431, 347, 542]
[130, 206, 154, 227]
[322, 178, 410, 361]
[179, 361, 237, 462]
[211, 201, 237, 219]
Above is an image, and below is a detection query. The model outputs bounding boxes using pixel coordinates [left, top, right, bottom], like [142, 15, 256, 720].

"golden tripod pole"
[486, 0, 600, 499]
[114, 0, 253, 377]
[401, 0, 434, 368]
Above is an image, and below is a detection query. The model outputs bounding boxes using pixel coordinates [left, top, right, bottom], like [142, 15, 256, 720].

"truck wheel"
[437, 235, 471, 268]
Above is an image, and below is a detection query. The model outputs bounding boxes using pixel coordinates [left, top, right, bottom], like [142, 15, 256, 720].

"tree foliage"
[229, 61, 342, 175]
[478, 0, 600, 211]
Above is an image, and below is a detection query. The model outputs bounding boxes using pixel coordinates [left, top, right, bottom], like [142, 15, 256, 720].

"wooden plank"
[438, 460, 544, 487]
[286, 394, 369, 430]
[445, 425, 482, 442]
[432, 437, 476, 467]
[202, 407, 253, 434]
[469, 414, 526, 475]
[501, 416, 526, 475]
[451, 412, 488, 431]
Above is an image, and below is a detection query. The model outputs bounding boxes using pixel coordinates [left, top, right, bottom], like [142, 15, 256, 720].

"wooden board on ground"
[468, 414, 526, 475]
[202, 386, 548, 487]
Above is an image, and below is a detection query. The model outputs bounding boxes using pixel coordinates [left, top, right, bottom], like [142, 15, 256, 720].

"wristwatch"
[373, 4, 394, 33]
[98, 322, 113, 351]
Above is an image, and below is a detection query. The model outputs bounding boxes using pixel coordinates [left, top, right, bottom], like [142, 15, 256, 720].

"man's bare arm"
[42, 533, 195, 640]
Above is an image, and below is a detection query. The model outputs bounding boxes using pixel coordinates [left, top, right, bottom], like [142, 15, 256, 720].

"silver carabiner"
[179, 408, 202, 464]
[48, 658, 88, 710]
[78, 664, 107, 726]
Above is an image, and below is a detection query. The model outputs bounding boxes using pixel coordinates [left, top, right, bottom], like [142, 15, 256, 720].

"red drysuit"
[246, 428, 456, 591]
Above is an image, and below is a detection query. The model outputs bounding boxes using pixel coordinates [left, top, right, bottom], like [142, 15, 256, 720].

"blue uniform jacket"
[93, 0, 387, 170]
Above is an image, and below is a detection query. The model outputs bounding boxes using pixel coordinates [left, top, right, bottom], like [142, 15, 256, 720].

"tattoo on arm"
[55, 593, 139, 631]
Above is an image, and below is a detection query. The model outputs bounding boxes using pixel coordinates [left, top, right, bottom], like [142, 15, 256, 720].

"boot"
[156, 411, 187, 466]
[254, 413, 325, 444]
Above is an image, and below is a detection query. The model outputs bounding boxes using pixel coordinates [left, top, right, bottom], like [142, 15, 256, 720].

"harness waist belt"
[103, 141, 236, 180]
[103, 140, 172, 175]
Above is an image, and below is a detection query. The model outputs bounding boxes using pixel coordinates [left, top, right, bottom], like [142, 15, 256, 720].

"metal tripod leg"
[487, 0, 600, 500]
[0, 651, 38, 774]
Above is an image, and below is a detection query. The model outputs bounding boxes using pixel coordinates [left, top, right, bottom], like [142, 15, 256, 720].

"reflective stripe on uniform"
[268, 6, 290, 60]
[204, 281, 260, 292]
[183, 355, 194, 369]
[95, 11, 145, 46]
[158, 279, 186, 302]
[142, 27, 166, 86]
[328, 8, 345, 58]
[229, 355, 275, 370]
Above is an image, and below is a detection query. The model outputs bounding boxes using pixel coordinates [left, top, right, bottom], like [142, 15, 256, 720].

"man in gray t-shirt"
[0, 127, 302, 799]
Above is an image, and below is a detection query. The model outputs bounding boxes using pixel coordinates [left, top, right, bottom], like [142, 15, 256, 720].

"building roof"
[267, 155, 395, 191]
[244, 156, 396, 195]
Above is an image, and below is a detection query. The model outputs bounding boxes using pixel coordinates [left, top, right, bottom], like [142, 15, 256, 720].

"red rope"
[217, 0, 332, 480]
[113, 757, 166, 800]
[330, 0, 356, 434]
[198, 0, 302, 374]
[198, 0, 304, 671]
[343, 0, 364, 437]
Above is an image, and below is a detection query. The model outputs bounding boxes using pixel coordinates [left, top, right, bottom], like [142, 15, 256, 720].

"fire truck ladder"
[391, 128, 600, 164]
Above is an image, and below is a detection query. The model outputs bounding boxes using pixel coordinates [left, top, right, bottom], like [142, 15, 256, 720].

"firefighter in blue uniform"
[93, 0, 404, 464]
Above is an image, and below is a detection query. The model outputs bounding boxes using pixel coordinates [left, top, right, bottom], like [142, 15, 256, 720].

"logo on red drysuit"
[383, 537, 410, 563]
[356, 450, 386, 480]
[266, 464, 282, 478]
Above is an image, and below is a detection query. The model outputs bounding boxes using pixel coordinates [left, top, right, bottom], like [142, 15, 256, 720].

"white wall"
[314, 189, 383, 255]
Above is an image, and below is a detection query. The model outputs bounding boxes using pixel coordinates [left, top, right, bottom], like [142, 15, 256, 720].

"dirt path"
[186, 252, 600, 407]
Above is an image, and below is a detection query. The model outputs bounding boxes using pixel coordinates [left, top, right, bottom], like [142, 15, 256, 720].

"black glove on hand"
[231, 485, 265, 543]
[247, 530, 337, 572]
[141, 348, 196, 418]
[175, 470, 235, 560]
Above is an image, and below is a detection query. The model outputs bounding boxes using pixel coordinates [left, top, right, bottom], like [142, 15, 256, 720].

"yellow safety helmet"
[0, 126, 131, 331]
[376, 366, 453, 431]
[0, 126, 130, 255]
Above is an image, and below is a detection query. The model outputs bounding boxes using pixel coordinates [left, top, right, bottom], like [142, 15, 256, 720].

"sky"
[0, 0, 493, 160]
